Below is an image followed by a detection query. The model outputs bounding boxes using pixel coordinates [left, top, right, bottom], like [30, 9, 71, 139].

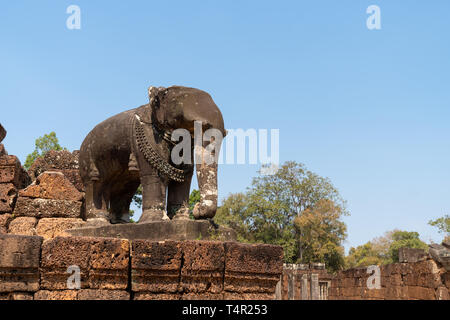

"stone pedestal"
[67, 220, 237, 242]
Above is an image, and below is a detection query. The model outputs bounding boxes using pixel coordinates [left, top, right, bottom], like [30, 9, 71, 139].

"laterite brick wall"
[0, 235, 283, 300]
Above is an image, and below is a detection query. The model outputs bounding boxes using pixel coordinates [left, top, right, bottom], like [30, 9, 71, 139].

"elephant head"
[144, 86, 226, 219]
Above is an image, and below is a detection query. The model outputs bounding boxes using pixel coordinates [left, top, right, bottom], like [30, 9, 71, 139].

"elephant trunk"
[193, 144, 219, 219]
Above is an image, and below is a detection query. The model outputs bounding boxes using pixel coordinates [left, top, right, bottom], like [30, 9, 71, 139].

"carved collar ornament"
[133, 114, 185, 182]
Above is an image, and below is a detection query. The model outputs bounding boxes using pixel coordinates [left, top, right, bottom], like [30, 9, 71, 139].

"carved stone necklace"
[133, 114, 185, 182]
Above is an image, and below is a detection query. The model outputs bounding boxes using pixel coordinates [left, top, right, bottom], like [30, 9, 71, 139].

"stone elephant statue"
[79, 86, 226, 225]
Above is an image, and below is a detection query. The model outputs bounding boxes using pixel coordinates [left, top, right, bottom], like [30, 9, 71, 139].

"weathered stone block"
[19, 171, 83, 201]
[8, 217, 37, 236]
[444, 272, 450, 290]
[131, 240, 182, 293]
[133, 292, 181, 300]
[10, 292, 34, 300]
[88, 238, 129, 289]
[13, 197, 82, 218]
[60, 169, 84, 192]
[0, 234, 42, 292]
[408, 286, 436, 300]
[223, 292, 275, 300]
[429, 243, 450, 271]
[0, 214, 13, 233]
[0, 292, 34, 300]
[0, 156, 30, 188]
[40, 237, 92, 289]
[363, 287, 386, 300]
[382, 273, 402, 287]
[78, 289, 129, 300]
[181, 241, 224, 293]
[182, 292, 225, 300]
[36, 218, 85, 240]
[224, 242, 283, 293]
[40, 236, 129, 290]
[398, 247, 428, 263]
[0, 183, 17, 213]
[34, 290, 78, 300]
[28, 150, 80, 177]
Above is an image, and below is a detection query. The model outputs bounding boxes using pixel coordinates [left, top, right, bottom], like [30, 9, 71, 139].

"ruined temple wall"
[0, 149, 87, 240]
[0, 235, 283, 300]
[277, 249, 449, 300]
[328, 257, 449, 300]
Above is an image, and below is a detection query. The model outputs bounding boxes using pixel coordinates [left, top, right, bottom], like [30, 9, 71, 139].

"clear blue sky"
[1, 1, 449, 250]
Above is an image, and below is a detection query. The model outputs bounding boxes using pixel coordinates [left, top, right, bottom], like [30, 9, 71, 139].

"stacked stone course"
[0, 234, 283, 300]
[328, 257, 449, 300]
[277, 247, 449, 300]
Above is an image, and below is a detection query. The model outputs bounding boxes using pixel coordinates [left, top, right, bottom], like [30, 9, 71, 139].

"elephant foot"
[85, 217, 110, 227]
[85, 211, 110, 227]
[193, 202, 216, 220]
[139, 208, 168, 223]
[172, 206, 190, 221]
[110, 213, 131, 224]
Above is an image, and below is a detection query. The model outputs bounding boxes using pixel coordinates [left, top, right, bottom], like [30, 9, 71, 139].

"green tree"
[388, 230, 428, 263]
[189, 189, 201, 211]
[346, 230, 395, 268]
[215, 161, 348, 272]
[428, 214, 450, 241]
[24, 132, 64, 169]
[188, 189, 201, 219]
[346, 230, 428, 267]
[345, 242, 389, 268]
[132, 185, 143, 209]
[215, 193, 253, 243]
[294, 199, 347, 271]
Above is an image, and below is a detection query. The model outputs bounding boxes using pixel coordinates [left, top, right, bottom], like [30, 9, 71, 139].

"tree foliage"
[388, 230, 428, 263]
[188, 189, 201, 219]
[428, 214, 450, 241]
[215, 161, 348, 272]
[132, 185, 143, 209]
[189, 189, 201, 211]
[345, 230, 428, 267]
[294, 199, 347, 271]
[24, 132, 64, 169]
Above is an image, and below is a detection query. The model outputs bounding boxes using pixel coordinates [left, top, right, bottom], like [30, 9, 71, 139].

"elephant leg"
[109, 176, 140, 224]
[138, 168, 168, 223]
[84, 180, 110, 225]
[167, 166, 193, 220]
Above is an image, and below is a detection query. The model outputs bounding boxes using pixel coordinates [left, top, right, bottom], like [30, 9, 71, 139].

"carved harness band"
[133, 115, 185, 182]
